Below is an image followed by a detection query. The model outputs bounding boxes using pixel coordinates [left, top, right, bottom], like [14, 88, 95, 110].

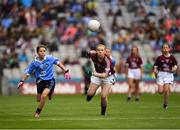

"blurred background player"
[126, 46, 143, 102]
[153, 43, 178, 109]
[82, 60, 93, 95]
[17, 45, 71, 118]
[0, 0, 180, 97]
[106, 48, 116, 68]
[106, 48, 116, 85]
[86, 44, 115, 116]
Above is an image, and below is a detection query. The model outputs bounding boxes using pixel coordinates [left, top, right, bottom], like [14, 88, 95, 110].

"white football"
[87, 20, 100, 32]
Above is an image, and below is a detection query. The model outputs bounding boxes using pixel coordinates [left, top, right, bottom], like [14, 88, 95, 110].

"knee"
[101, 94, 107, 100]
[128, 84, 133, 89]
[41, 95, 47, 100]
[164, 89, 169, 93]
[128, 82, 132, 86]
[158, 90, 163, 94]
[87, 91, 94, 96]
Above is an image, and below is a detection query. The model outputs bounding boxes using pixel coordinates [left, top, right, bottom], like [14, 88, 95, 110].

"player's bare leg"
[163, 84, 170, 109]
[86, 83, 98, 101]
[127, 78, 134, 102]
[158, 85, 164, 94]
[101, 84, 111, 115]
[48, 90, 54, 100]
[35, 88, 50, 118]
[134, 80, 140, 101]
[36, 93, 41, 102]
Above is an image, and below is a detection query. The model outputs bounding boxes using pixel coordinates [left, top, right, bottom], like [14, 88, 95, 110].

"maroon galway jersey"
[154, 54, 178, 72]
[89, 52, 115, 75]
[126, 55, 143, 69]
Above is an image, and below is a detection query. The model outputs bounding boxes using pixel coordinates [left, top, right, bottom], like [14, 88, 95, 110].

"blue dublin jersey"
[110, 56, 116, 67]
[25, 55, 60, 80]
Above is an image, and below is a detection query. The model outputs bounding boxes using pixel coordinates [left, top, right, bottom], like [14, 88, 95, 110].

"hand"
[172, 66, 177, 73]
[64, 72, 71, 80]
[86, 70, 93, 77]
[154, 72, 157, 79]
[17, 80, 24, 89]
[125, 71, 128, 78]
[153, 68, 158, 78]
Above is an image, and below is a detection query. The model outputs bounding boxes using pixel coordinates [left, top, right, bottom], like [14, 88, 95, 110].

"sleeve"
[112, 57, 116, 66]
[87, 50, 96, 59]
[154, 57, 159, 67]
[24, 62, 35, 75]
[173, 56, 178, 66]
[52, 56, 60, 65]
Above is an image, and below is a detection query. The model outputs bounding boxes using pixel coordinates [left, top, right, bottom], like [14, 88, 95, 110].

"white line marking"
[1, 117, 180, 121]
[0, 129, 179, 130]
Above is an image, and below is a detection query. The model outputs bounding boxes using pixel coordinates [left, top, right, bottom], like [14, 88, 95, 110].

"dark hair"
[36, 45, 47, 53]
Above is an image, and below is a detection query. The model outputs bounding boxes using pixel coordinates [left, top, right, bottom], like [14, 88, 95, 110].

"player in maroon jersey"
[153, 43, 178, 109]
[86, 44, 115, 116]
[125, 45, 143, 102]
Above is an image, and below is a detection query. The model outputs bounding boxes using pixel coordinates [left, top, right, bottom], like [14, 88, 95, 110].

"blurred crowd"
[0, 0, 102, 68]
[107, 0, 180, 51]
[105, 0, 180, 76]
[0, 0, 179, 78]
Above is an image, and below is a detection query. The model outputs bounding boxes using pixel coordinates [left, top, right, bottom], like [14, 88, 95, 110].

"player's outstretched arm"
[86, 50, 96, 58]
[17, 74, 30, 89]
[93, 72, 108, 78]
[57, 63, 71, 80]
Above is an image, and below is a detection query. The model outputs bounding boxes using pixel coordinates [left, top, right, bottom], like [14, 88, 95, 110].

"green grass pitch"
[0, 93, 180, 129]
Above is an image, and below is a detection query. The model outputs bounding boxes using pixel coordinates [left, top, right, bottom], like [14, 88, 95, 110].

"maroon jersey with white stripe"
[89, 52, 115, 75]
[126, 55, 143, 69]
[154, 54, 177, 72]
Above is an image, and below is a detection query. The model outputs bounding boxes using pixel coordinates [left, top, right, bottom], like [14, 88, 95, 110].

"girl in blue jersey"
[18, 45, 71, 118]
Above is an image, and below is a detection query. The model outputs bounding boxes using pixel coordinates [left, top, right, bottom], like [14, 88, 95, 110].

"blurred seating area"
[0, 0, 179, 80]
[102, 0, 180, 77]
[0, 0, 101, 79]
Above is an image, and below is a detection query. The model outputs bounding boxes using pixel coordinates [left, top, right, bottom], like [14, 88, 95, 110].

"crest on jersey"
[165, 59, 169, 63]
[44, 63, 49, 69]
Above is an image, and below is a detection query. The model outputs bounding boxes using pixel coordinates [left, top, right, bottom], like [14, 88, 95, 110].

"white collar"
[35, 55, 47, 62]
[164, 53, 171, 57]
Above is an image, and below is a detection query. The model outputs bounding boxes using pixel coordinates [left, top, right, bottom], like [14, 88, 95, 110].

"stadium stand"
[0, 0, 179, 83]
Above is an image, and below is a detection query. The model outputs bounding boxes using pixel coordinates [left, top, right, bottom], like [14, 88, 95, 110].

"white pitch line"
[27, 117, 180, 121]
[0, 129, 179, 130]
[1, 117, 180, 121]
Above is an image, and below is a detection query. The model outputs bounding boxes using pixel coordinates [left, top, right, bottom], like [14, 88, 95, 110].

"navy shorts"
[36, 78, 55, 94]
